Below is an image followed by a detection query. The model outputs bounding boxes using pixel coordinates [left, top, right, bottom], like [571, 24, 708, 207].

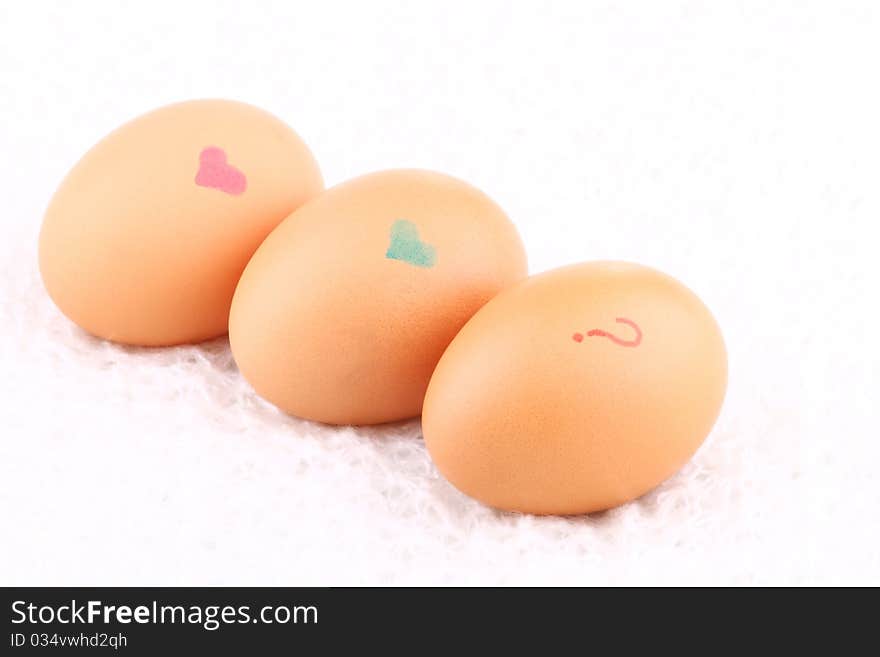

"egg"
[39, 99, 323, 346]
[229, 169, 527, 425]
[422, 262, 727, 515]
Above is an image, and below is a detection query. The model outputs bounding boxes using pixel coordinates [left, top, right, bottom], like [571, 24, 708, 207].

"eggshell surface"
[39, 99, 323, 345]
[229, 170, 528, 425]
[422, 262, 727, 515]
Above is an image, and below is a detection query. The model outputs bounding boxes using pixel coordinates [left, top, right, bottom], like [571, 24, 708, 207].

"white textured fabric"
[1, 1, 878, 585]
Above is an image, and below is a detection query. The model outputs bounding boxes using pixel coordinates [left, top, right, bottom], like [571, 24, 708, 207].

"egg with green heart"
[229, 169, 528, 425]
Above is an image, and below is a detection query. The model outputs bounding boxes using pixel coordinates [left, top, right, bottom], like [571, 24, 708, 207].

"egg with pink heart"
[39, 99, 323, 346]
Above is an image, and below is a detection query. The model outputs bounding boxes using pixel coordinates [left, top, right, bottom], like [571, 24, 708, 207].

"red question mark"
[572, 317, 642, 347]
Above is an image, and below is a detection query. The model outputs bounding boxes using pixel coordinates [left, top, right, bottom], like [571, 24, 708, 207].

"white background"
[1, 1, 877, 585]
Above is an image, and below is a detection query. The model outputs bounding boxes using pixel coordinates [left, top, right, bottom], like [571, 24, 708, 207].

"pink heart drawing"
[194, 146, 247, 195]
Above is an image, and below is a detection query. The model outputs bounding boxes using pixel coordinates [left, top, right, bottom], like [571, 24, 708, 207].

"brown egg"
[422, 262, 727, 515]
[39, 99, 323, 346]
[229, 169, 528, 425]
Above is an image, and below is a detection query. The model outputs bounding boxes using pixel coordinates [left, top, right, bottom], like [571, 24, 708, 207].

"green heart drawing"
[385, 219, 437, 268]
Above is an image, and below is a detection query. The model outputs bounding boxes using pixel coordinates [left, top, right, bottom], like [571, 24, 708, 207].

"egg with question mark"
[422, 261, 728, 515]
[39, 99, 323, 346]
